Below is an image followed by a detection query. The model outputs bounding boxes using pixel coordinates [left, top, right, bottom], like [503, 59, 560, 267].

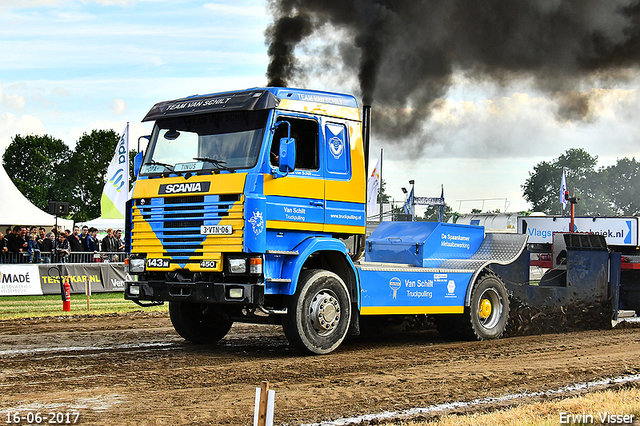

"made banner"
[0, 265, 43, 296]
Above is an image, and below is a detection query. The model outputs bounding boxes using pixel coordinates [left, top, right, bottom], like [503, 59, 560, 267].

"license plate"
[200, 260, 217, 268]
[200, 225, 232, 235]
[147, 258, 170, 268]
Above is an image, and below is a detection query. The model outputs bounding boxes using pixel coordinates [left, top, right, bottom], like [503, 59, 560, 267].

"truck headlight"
[228, 258, 246, 274]
[128, 285, 140, 296]
[228, 287, 244, 299]
[128, 257, 146, 273]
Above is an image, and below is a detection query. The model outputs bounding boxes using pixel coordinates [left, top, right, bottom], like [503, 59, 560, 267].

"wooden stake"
[257, 381, 269, 426]
[85, 277, 91, 311]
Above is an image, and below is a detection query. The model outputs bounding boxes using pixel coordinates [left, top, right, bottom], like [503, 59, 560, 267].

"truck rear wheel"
[467, 272, 509, 340]
[169, 301, 233, 344]
[282, 269, 352, 355]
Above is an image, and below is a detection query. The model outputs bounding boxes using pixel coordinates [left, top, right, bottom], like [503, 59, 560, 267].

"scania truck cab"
[125, 88, 367, 354]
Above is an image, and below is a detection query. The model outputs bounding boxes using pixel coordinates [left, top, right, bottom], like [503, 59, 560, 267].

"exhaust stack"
[352, 104, 372, 262]
[362, 105, 371, 176]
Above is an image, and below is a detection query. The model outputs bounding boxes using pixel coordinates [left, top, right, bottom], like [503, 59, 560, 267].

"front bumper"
[125, 279, 265, 305]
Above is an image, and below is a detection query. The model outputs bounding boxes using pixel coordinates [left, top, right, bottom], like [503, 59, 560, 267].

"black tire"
[169, 301, 233, 344]
[467, 272, 510, 340]
[282, 269, 352, 355]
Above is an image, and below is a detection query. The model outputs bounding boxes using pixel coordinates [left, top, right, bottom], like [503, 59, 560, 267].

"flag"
[560, 168, 568, 210]
[403, 187, 414, 216]
[367, 154, 381, 217]
[438, 185, 445, 222]
[100, 123, 129, 219]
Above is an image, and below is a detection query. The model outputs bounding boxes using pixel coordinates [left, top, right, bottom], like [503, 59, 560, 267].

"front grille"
[165, 220, 203, 229]
[164, 251, 202, 257]
[163, 230, 201, 236]
[165, 195, 205, 204]
[165, 205, 202, 212]
[131, 193, 244, 262]
[163, 212, 203, 219]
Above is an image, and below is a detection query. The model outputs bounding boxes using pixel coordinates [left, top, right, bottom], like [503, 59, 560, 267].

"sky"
[1, 0, 639, 215]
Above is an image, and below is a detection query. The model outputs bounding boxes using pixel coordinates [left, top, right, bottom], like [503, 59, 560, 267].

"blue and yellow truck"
[124, 87, 617, 354]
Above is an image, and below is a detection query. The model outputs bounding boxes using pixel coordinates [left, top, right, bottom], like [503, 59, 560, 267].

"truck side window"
[272, 117, 319, 170]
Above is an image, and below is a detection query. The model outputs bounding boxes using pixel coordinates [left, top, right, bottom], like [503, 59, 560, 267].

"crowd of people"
[0, 225, 125, 264]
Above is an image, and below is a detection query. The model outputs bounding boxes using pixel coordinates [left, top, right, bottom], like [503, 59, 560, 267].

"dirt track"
[1, 312, 639, 425]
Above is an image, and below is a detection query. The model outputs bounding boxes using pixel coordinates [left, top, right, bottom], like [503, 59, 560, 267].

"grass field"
[378, 386, 640, 426]
[0, 292, 168, 320]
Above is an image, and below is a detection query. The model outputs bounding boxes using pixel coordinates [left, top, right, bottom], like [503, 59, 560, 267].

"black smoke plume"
[265, 0, 640, 140]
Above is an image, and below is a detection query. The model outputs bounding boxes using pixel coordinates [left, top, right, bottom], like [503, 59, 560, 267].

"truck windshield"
[141, 110, 269, 175]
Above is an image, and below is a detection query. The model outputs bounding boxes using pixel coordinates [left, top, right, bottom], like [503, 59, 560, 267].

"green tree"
[421, 204, 454, 222]
[377, 179, 391, 204]
[67, 129, 120, 221]
[602, 157, 640, 215]
[2, 134, 71, 211]
[4, 130, 137, 222]
[522, 148, 613, 215]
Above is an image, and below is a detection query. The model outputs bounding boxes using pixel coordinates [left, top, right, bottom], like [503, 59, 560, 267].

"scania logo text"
[159, 182, 211, 194]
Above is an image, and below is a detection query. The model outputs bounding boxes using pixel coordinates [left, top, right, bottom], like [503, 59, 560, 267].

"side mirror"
[134, 151, 144, 177]
[279, 137, 296, 174]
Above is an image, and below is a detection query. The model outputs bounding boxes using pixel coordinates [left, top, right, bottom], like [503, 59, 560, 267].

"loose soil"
[1, 312, 639, 425]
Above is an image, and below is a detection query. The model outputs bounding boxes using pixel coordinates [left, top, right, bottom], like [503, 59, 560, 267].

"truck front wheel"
[282, 269, 352, 355]
[468, 272, 509, 340]
[169, 301, 233, 344]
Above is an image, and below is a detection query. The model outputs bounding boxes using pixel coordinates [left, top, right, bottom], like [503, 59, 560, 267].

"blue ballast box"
[365, 222, 485, 267]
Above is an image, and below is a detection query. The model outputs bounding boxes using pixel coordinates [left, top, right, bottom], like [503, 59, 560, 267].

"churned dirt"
[1, 312, 639, 425]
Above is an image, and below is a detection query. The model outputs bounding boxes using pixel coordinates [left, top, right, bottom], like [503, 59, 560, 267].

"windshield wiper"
[193, 157, 235, 173]
[144, 160, 174, 172]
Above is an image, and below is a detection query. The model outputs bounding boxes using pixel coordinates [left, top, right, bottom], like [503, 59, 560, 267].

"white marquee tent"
[0, 163, 74, 229]
[76, 217, 125, 232]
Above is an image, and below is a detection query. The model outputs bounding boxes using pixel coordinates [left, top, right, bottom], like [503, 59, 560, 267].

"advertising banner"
[518, 216, 639, 246]
[0, 265, 42, 296]
[38, 264, 126, 295]
[0, 263, 127, 296]
[101, 263, 128, 292]
[359, 268, 472, 315]
[101, 123, 129, 219]
[39, 264, 102, 294]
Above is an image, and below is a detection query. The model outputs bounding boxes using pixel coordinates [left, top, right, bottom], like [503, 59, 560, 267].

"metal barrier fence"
[0, 251, 130, 265]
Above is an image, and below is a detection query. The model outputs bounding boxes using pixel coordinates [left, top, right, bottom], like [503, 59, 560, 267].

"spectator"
[54, 232, 71, 262]
[0, 231, 8, 263]
[40, 232, 55, 263]
[27, 233, 41, 263]
[115, 230, 125, 252]
[8, 226, 29, 262]
[37, 227, 46, 248]
[80, 226, 89, 251]
[86, 227, 99, 252]
[101, 228, 118, 253]
[67, 226, 84, 253]
[6, 226, 19, 253]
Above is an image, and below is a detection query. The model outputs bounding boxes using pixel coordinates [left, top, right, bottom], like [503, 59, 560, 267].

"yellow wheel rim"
[479, 298, 492, 319]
